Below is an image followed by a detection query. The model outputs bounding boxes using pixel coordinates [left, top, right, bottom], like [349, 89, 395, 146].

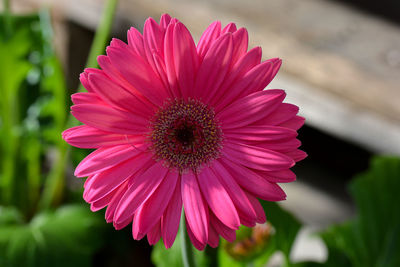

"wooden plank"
[11, 0, 400, 154]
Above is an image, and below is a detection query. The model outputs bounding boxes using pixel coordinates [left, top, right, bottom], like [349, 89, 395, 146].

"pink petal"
[245, 192, 267, 223]
[253, 103, 299, 126]
[260, 169, 297, 183]
[258, 138, 301, 152]
[211, 160, 258, 223]
[224, 125, 297, 143]
[127, 27, 146, 58]
[164, 23, 180, 98]
[147, 220, 161, 245]
[220, 158, 287, 201]
[208, 224, 220, 248]
[114, 161, 168, 226]
[197, 167, 240, 230]
[84, 152, 153, 203]
[222, 141, 294, 172]
[88, 72, 150, 115]
[197, 21, 221, 59]
[62, 125, 142, 149]
[161, 176, 183, 249]
[132, 171, 178, 238]
[181, 171, 209, 244]
[71, 104, 149, 135]
[143, 17, 165, 72]
[115, 215, 133, 230]
[159, 14, 172, 30]
[74, 144, 145, 177]
[222, 23, 237, 33]
[208, 47, 262, 106]
[173, 22, 199, 99]
[279, 116, 305, 130]
[210, 212, 236, 242]
[105, 181, 129, 223]
[107, 46, 169, 105]
[217, 90, 286, 129]
[90, 189, 114, 212]
[194, 33, 233, 100]
[284, 149, 307, 162]
[71, 92, 105, 106]
[186, 218, 207, 250]
[231, 28, 248, 64]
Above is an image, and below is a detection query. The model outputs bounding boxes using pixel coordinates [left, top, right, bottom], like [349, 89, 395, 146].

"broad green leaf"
[320, 156, 400, 267]
[0, 205, 105, 267]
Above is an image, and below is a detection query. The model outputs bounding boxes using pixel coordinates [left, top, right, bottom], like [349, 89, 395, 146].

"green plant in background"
[0, 0, 118, 264]
[320, 156, 400, 267]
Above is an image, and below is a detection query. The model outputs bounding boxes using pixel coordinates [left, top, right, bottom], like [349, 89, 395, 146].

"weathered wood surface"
[11, 0, 400, 154]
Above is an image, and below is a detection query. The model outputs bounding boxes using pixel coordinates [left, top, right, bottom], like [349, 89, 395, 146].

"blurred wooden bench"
[12, 0, 400, 155]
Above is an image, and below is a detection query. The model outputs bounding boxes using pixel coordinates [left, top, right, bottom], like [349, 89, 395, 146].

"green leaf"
[0, 204, 105, 267]
[320, 156, 400, 267]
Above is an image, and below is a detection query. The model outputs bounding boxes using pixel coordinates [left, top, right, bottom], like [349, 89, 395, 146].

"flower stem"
[180, 212, 196, 267]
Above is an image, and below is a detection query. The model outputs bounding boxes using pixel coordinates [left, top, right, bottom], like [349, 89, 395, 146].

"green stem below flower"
[180, 212, 196, 267]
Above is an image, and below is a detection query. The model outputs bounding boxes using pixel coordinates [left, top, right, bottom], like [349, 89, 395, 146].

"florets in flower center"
[150, 99, 222, 172]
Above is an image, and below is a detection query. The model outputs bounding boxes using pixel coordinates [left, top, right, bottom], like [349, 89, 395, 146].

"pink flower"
[62, 14, 306, 250]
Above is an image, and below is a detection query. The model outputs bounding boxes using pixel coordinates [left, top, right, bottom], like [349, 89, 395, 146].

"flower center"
[150, 99, 222, 172]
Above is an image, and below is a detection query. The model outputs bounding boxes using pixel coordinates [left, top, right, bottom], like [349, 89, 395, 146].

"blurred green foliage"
[0, 205, 104, 267]
[0, 10, 67, 215]
[0, 9, 105, 267]
[320, 156, 400, 267]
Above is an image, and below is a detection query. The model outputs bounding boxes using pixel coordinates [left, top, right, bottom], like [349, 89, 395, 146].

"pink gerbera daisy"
[62, 14, 306, 250]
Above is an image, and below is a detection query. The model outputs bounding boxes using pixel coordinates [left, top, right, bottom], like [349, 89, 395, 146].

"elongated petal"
[208, 47, 262, 106]
[105, 181, 129, 223]
[212, 160, 257, 222]
[71, 104, 148, 135]
[161, 176, 182, 248]
[62, 125, 143, 149]
[84, 152, 153, 203]
[224, 125, 297, 143]
[186, 218, 207, 250]
[88, 72, 149, 115]
[194, 33, 233, 100]
[71, 92, 105, 106]
[159, 13, 172, 30]
[220, 157, 287, 201]
[197, 167, 240, 229]
[222, 141, 294, 172]
[253, 103, 299, 126]
[217, 90, 286, 129]
[173, 22, 199, 99]
[107, 46, 169, 105]
[75, 144, 145, 177]
[181, 172, 209, 244]
[197, 21, 221, 59]
[114, 161, 168, 226]
[127, 27, 146, 57]
[222, 22, 237, 33]
[231, 28, 248, 64]
[210, 212, 236, 242]
[147, 220, 161, 245]
[132, 172, 178, 238]
[143, 17, 165, 72]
